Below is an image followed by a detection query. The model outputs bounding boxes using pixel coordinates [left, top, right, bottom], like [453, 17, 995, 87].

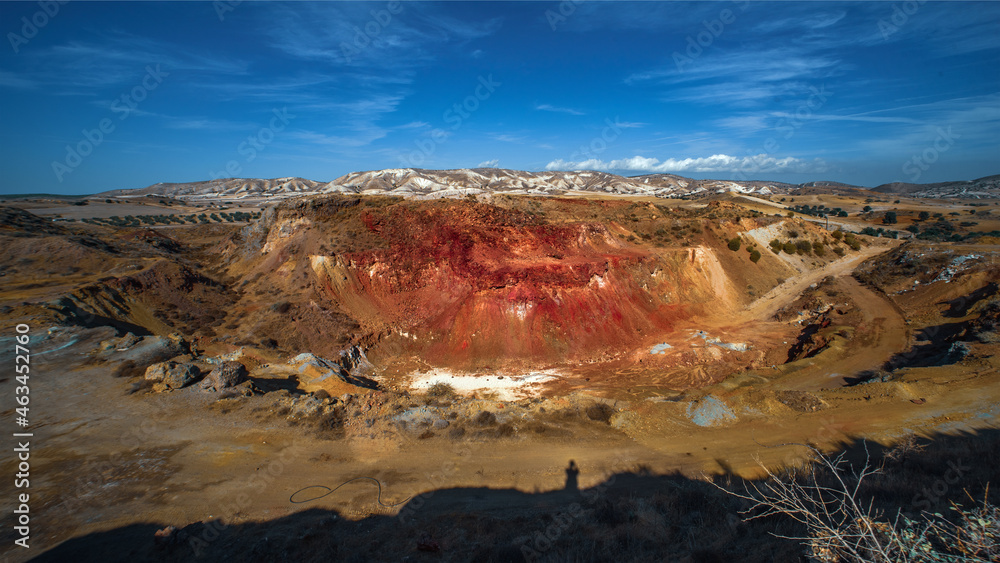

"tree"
[882, 211, 898, 225]
[749, 249, 762, 263]
[918, 211, 930, 221]
[838, 211, 848, 217]
[863, 205, 872, 212]
[783, 242, 798, 254]
[728, 237, 742, 251]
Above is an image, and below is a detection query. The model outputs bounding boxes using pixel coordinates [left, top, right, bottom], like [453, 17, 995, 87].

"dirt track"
[742, 242, 896, 321]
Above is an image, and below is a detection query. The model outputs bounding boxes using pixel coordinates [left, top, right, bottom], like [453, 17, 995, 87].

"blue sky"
[1, 1, 998, 194]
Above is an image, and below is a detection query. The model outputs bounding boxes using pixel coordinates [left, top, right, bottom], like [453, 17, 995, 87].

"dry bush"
[716, 443, 999, 562]
[427, 382, 456, 397]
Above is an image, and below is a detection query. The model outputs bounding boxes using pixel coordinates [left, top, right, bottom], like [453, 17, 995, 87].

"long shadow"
[884, 320, 971, 370]
[942, 282, 998, 318]
[22, 429, 1000, 563]
[847, 320, 974, 385]
[248, 375, 306, 395]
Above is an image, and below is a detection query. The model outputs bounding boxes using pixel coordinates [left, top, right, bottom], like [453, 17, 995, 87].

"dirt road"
[742, 242, 896, 321]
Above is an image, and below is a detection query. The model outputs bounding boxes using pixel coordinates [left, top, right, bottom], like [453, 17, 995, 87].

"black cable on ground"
[289, 476, 410, 507]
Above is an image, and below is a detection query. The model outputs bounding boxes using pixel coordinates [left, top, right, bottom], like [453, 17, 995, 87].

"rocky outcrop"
[144, 361, 201, 392]
[200, 361, 249, 392]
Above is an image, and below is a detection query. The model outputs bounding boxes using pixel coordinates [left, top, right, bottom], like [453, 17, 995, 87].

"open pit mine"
[1, 173, 999, 562]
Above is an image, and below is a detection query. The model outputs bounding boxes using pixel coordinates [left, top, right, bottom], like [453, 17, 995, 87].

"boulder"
[144, 361, 201, 392]
[116, 332, 142, 351]
[339, 345, 375, 377]
[201, 361, 249, 392]
[144, 362, 171, 382]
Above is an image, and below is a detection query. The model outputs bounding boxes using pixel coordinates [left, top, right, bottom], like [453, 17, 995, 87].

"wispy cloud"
[851, 93, 1000, 155]
[3, 34, 247, 94]
[534, 103, 585, 115]
[162, 117, 257, 131]
[264, 3, 501, 69]
[491, 133, 526, 143]
[291, 127, 389, 149]
[477, 159, 499, 168]
[0, 70, 36, 89]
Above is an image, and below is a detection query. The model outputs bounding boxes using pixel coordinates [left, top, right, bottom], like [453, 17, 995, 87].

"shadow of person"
[564, 460, 579, 491]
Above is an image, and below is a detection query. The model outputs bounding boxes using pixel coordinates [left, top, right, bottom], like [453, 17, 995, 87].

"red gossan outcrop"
[299, 201, 713, 369]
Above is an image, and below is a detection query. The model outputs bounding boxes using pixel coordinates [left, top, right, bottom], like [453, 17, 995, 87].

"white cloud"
[491, 133, 526, 143]
[535, 103, 585, 115]
[397, 121, 430, 129]
[545, 154, 829, 174]
[477, 159, 499, 168]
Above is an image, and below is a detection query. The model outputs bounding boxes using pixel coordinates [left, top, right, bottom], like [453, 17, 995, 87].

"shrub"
[750, 250, 762, 263]
[833, 246, 846, 256]
[796, 240, 812, 255]
[586, 403, 614, 423]
[474, 411, 497, 426]
[728, 237, 742, 251]
[789, 230, 800, 238]
[717, 445, 1000, 563]
[427, 382, 456, 397]
[832, 230, 844, 240]
[813, 243, 825, 257]
[783, 242, 798, 254]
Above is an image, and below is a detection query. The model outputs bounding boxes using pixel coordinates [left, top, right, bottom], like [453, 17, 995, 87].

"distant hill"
[92, 168, 1000, 202]
[872, 175, 1000, 198]
[93, 168, 825, 202]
